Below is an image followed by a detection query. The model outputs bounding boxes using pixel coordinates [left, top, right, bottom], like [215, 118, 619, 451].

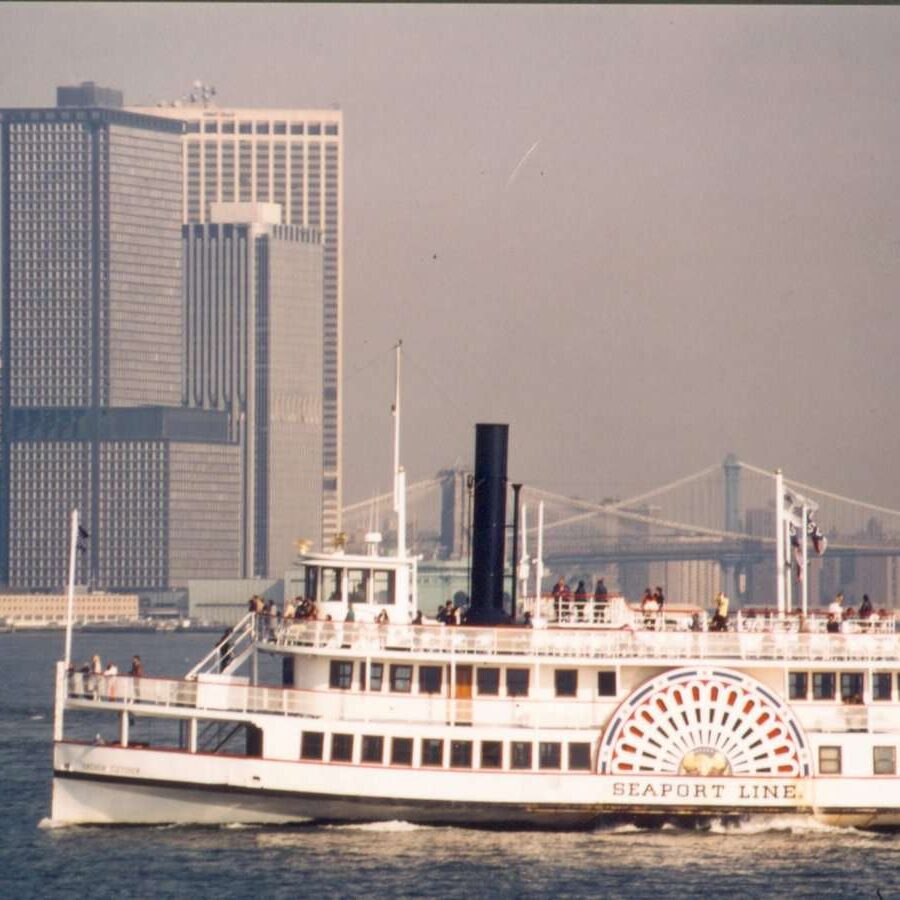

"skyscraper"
[0, 84, 242, 589]
[129, 101, 343, 548]
[183, 202, 324, 577]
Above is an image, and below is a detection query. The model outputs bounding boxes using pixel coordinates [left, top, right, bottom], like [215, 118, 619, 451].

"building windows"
[421, 738, 444, 767]
[506, 668, 529, 698]
[391, 738, 413, 766]
[419, 665, 443, 695]
[331, 733, 354, 762]
[450, 740, 473, 768]
[818, 746, 841, 775]
[361, 735, 384, 764]
[874, 746, 896, 775]
[555, 669, 578, 698]
[390, 665, 413, 693]
[480, 741, 503, 769]
[597, 671, 617, 697]
[872, 673, 892, 701]
[568, 743, 592, 771]
[301, 731, 324, 760]
[788, 672, 809, 701]
[361, 662, 383, 691]
[812, 672, 836, 701]
[329, 660, 353, 690]
[840, 673, 864, 704]
[476, 668, 500, 696]
[511, 742, 533, 770]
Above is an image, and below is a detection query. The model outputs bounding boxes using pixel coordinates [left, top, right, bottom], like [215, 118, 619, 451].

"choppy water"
[1, 631, 898, 898]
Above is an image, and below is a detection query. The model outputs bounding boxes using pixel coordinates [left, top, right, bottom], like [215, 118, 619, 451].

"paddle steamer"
[50, 354, 900, 829]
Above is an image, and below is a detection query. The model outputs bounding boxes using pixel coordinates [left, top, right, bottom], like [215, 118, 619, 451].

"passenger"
[654, 587, 665, 611]
[90, 654, 103, 698]
[216, 628, 234, 672]
[523, 610, 533, 628]
[375, 609, 389, 625]
[689, 612, 704, 632]
[858, 594, 873, 619]
[284, 598, 296, 620]
[130, 654, 144, 701]
[411, 610, 423, 625]
[641, 589, 655, 628]
[551, 576, 567, 622]
[710, 592, 730, 632]
[344, 605, 355, 623]
[828, 591, 844, 621]
[103, 661, 118, 700]
[574, 580, 587, 621]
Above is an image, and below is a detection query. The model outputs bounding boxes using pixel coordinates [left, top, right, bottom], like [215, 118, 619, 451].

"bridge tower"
[723, 453, 742, 602]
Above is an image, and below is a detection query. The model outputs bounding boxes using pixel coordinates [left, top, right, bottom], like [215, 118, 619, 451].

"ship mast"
[392, 340, 407, 558]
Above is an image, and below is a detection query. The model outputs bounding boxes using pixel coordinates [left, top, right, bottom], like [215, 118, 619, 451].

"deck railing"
[62, 670, 896, 733]
[268, 620, 899, 663]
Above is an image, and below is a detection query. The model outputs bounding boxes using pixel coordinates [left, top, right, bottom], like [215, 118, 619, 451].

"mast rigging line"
[737, 462, 900, 520]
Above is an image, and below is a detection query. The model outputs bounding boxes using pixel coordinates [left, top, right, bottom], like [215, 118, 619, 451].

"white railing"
[269, 620, 899, 663]
[63, 670, 900, 733]
[736, 610, 896, 635]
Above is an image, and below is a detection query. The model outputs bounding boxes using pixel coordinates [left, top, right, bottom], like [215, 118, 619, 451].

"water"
[1, 631, 898, 898]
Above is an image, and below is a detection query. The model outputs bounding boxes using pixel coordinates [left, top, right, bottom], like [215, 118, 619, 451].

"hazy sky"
[2, 4, 899, 508]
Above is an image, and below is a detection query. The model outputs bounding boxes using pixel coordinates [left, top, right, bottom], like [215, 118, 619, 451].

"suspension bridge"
[341, 458, 900, 608]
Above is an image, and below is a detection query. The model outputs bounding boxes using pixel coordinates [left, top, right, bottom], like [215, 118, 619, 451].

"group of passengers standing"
[551, 576, 609, 621]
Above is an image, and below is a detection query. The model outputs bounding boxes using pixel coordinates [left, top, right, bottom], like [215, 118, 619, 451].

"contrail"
[505, 140, 540, 189]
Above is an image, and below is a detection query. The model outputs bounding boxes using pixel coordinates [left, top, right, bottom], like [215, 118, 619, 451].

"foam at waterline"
[323, 820, 428, 832]
[707, 815, 863, 836]
[38, 818, 68, 830]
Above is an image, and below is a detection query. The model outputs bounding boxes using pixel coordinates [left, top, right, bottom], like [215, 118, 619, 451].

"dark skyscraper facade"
[0, 86, 241, 590]
[183, 204, 323, 577]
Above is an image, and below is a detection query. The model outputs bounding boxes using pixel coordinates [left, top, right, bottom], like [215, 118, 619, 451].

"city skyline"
[1, 5, 899, 517]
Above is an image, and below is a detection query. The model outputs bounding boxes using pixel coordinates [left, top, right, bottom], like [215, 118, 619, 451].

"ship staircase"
[186, 612, 256, 679]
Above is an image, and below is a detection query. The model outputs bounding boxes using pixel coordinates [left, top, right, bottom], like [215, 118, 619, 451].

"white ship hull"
[51, 742, 900, 830]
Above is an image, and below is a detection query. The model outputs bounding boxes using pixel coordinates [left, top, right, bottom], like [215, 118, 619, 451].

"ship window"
[348, 569, 368, 604]
[321, 567, 341, 603]
[555, 669, 578, 698]
[874, 746, 896, 775]
[360, 662, 384, 692]
[788, 672, 809, 700]
[480, 740, 502, 769]
[450, 740, 473, 768]
[597, 671, 617, 697]
[873, 673, 892, 701]
[840, 672, 864, 704]
[818, 746, 841, 775]
[506, 668, 530, 698]
[539, 742, 562, 770]
[476, 668, 500, 696]
[304, 566, 319, 601]
[361, 735, 384, 764]
[419, 665, 442, 695]
[390, 665, 413, 693]
[373, 570, 395, 605]
[329, 660, 353, 690]
[421, 738, 444, 767]
[331, 733, 354, 762]
[391, 737, 413, 766]
[301, 731, 324, 760]
[511, 741, 533, 770]
[812, 672, 836, 700]
[568, 743, 592, 771]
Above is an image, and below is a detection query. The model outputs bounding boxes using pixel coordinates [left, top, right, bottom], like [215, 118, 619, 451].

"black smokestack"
[467, 423, 509, 625]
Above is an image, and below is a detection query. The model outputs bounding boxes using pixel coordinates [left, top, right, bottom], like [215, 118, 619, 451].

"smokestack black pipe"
[467, 423, 510, 625]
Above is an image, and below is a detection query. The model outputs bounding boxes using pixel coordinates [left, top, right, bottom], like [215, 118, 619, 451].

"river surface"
[1, 631, 898, 898]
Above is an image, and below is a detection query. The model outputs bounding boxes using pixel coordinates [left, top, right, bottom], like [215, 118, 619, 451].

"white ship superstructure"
[49, 347, 900, 830]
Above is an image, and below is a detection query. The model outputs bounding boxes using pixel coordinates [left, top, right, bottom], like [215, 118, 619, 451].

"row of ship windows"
[301, 732, 592, 771]
[788, 671, 900, 702]
[329, 661, 618, 699]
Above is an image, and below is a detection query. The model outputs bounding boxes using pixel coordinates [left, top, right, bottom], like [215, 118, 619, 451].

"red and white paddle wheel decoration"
[598, 667, 812, 778]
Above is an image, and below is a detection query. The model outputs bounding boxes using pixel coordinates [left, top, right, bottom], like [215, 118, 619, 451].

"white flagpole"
[64, 508, 79, 666]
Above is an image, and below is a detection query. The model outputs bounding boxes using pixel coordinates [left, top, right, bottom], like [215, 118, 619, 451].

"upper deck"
[268, 617, 899, 665]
